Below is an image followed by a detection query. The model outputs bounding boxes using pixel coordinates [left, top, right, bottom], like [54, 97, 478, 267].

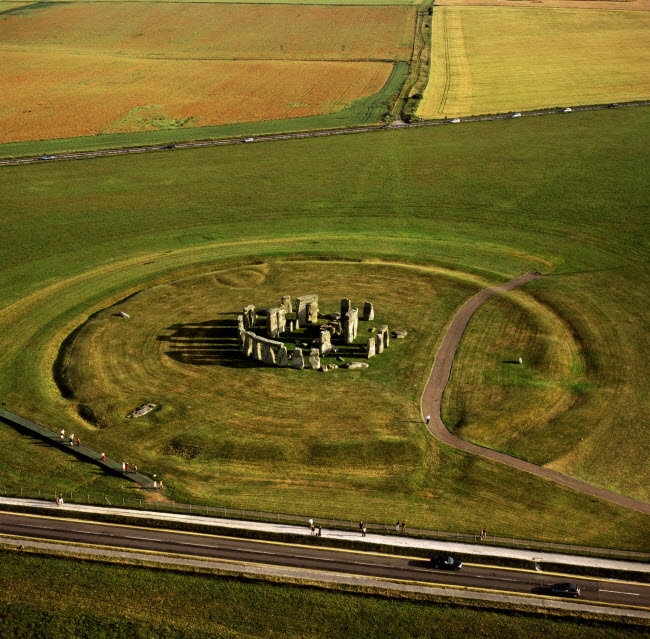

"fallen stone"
[329, 364, 338, 370]
[393, 330, 408, 339]
[126, 403, 155, 418]
[118, 311, 130, 318]
[336, 356, 345, 363]
[320, 365, 329, 372]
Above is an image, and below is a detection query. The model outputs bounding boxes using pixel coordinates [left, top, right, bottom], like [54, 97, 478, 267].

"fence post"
[20, 487, 23, 496]
[189, 504, 192, 513]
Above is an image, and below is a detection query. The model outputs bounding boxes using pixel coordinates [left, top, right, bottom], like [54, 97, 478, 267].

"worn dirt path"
[421, 272, 650, 516]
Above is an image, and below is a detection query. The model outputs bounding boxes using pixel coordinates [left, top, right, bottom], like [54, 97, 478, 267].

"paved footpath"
[421, 273, 650, 516]
[1, 497, 647, 573]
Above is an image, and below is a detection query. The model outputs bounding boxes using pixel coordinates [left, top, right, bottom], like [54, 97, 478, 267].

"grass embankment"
[0, 549, 647, 638]
[417, 6, 650, 119]
[436, 0, 650, 9]
[0, 109, 648, 548]
[0, 2, 415, 145]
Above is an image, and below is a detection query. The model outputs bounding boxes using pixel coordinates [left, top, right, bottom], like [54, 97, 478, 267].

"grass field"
[1, 550, 648, 639]
[0, 2, 415, 142]
[417, 7, 650, 118]
[436, 0, 650, 10]
[0, 109, 648, 548]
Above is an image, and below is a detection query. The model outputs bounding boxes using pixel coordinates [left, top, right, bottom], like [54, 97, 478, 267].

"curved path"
[421, 272, 650, 516]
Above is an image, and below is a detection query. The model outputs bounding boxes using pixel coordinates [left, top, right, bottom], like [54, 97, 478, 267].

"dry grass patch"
[0, 52, 393, 143]
[417, 7, 650, 118]
[437, 0, 650, 10]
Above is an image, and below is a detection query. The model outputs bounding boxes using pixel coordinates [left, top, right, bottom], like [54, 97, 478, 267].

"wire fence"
[2, 485, 648, 562]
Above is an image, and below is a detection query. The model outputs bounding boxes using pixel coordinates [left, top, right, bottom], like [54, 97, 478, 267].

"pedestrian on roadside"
[362, 526, 366, 537]
[395, 520, 400, 531]
[153, 480, 157, 489]
[481, 528, 487, 540]
[159, 479, 163, 489]
[60, 433, 64, 442]
[426, 415, 430, 424]
[122, 461, 126, 472]
[310, 523, 315, 535]
[69, 434, 74, 445]
[76, 437, 80, 446]
[308, 517, 314, 530]
[359, 520, 364, 531]
[61, 429, 65, 438]
[134, 465, 138, 475]
[101, 452, 105, 461]
[58, 493, 63, 506]
[126, 462, 129, 473]
[318, 525, 322, 537]
[401, 521, 406, 533]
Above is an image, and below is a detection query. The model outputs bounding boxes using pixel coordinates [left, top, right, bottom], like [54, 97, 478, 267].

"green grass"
[0, 61, 408, 158]
[0, 549, 647, 638]
[0, 108, 648, 549]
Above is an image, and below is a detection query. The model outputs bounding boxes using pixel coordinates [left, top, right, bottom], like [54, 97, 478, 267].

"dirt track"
[421, 272, 650, 515]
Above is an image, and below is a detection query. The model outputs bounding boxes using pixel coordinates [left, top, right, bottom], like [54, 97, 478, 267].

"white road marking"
[600, 590, 639, 596]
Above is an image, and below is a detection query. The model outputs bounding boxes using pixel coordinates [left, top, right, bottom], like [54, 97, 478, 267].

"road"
[1, 511, 647, 609]
[1, 101, 649, 167]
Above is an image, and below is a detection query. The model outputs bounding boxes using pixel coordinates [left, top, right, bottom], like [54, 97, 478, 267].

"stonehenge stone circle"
[296, 294, 319, 325]
[367, 337, 376, 359]
[341, 298, 350, 316]
[292, 347, 305, 369]
[277, 345, 289, 367]
[266, 306, 286, 339]
[320, 329, 332, 356]
[343, 308, 359, 344]
[281, 295, 292, 314]
[243, 305, 256, 330]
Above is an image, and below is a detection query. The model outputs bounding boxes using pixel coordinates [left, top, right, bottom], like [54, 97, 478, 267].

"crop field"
[417, 7, 650, 119]
[436, 0, 650, 10]
[0, 2, 415, 142]
[0, 109, 648, 548]
[1, 52, 393, 143]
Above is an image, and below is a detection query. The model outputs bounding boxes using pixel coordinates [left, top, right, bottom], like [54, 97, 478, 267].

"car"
[41, 155, 55, 160]
[511, 112, 522, 118]
[163, 144, 175, 149]
[243, 137, 254, 142]
[550, 583, 581, 598]
[608, 103, 619, 108]
[563, 107, 572, 113]
[450, 118, 461, 124]
[430, 555, 463, 570]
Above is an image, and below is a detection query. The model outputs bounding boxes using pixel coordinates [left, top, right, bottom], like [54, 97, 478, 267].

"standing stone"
[237, 315, 245, 332]
[281, 295, 292, 314]
[243, 305, 256, 330]
[243, 331, 255, 356]
[379, 325, 389, 348]
[292, 347, 305, 370]
[266, 306, 286, 339]
[367, 337, 376, 359]
[277, 345, 289, 367]
[295, 294, 319, 325]
[295, 319, 300, 330]
[238, 328, 246, 349]
[261, 341, 276, 365]
[309, 348, 321, 370]
[320, 329, 332, 356]
[252, 337, 262, 361]
[341, 298, 351, 316]
[343, 308, 359, 344]
[376, 332, 384, 354]
[362, 302, 374, 321]
[288, 321, 295, 332]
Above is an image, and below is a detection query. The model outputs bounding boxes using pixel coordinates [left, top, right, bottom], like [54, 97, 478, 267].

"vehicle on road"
[450, 118, 461, 124]
[563, 108, 572, 113]
[608, 103, 619, 108]
[244, 138, 254, 142]
[430, 555, 462, 570]
[41, 155, 55, 160]
[163, 144, 175, 149]
[511, 112, 522, 118]
[550, 583, 581, 598]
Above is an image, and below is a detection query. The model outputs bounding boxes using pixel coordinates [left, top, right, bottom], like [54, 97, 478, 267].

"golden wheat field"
[417, 7, 650, 118]
[0, 3, 415, 61]
[0, 52, 393, 143]
[436, 0, 650, 10]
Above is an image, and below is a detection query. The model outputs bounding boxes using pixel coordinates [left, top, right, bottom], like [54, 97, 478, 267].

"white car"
[243, 138, 254, 142]
[511, 112, 522, 118]
[450, 118, 461, 124]
[563, 108, 572, 113]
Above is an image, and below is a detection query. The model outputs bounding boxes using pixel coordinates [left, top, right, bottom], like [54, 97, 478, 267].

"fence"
[1, 485, 648, 562]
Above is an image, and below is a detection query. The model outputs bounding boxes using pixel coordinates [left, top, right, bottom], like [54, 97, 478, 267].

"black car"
[430, 555, 462, 570]
[163, 144, 175, 149]
[551, 583, 581, 598]
[608, 103, 619, 109]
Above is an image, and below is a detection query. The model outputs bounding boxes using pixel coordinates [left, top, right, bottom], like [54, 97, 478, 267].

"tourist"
[122, 461, 126, 472]
[159, 480, 163, 489]
[58, 493, 63, 506]
[308, 517, 314, 530]
[101, 452, 105, 461]
[426, 415, 430, 424]
[126, 462, 129, 473]
[153, 480, 157, 489]
[401, 521, 406, 533]
[395, 520, 400, 531]
[69, 434, 74, 445]
[318, 525, 322, 537]
[362, 526, 366, 537]
[134, 465, 138, 475]
[76, 437, 80, 446]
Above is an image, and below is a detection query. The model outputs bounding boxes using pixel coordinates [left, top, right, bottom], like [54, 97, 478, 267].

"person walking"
[134, 465, 138, 475]
[126, 462, 129, 473]
[76, 437, 80, 446]
[122, 461, 126, 472]
[159, 479, 163, 489]
[69, 434, 74, 445]
[481, 528, 487, 541]
[401, 521, 406, 533]
[426, 415, 430, 424]
[318, 525, 322, 537]
[61, 429, 65, 438]
[101, 452, 105, 461]
[58, 493, 63, 506]
[153, 480, 157, 489]
[60, 433, 64, 443]
[359, 521, 364, 532]
[310, 522, 315, 536]
[395, 520, 400, 531]
[308, 517, 314, 530]
[362, 526, 366, 537]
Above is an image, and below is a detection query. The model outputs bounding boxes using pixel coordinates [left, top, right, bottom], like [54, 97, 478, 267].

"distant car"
[450, 118, 461, 124]
[551, 583, 581, 598]
[163, 144, 175, 149]
[608, 103, 619, 108]
[511, 112, 522, 118]
[244, 138, 254, 142]
[41, 155, 55, 160]
[563, 108, 572, 113]
[430, 555, 463, 570]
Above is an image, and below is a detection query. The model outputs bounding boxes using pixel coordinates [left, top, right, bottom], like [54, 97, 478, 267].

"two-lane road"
[0, 512, 647, 609]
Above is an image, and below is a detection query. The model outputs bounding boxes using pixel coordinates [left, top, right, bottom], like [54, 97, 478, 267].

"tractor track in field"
[420, 271, 650, 516]
[1, 100, 649, 167]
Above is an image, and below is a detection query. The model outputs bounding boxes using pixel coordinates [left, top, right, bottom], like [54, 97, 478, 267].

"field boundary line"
[421, 272, 650, 516]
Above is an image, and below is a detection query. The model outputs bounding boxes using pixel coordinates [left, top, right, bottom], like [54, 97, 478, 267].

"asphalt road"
[1, 512, 647, 608]
[1, 101, 648, 167]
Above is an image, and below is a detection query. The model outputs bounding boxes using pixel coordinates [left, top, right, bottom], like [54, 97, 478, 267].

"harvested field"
[417, 7, 650, 118]
[0, 52, 393, 143]
[437, 0, 650, 10]
[0, 3, 415, 61]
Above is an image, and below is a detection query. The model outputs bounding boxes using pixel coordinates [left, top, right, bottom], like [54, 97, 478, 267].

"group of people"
[55, 493, 64, 506]
[121, 461, 138, 475]
[479, 528, 487, 540]
[60, 430, 79, 446]
[308, 518, 322, 536]
[395, 520, 407, 533]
